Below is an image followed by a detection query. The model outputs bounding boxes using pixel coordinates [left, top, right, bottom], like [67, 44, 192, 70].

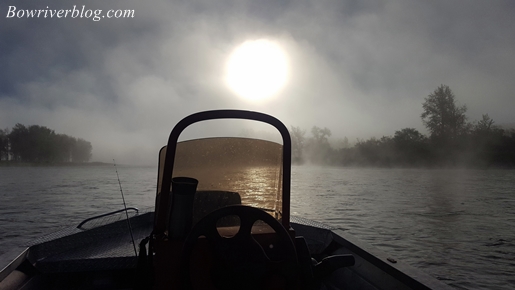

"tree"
[311, 126, 332, 144]
[355, 137, 383, 165]
[341, 137, 350, 149]
[6, 123, 93, 163]
[54, 134, 75, 162]
[468, 114, 505, 166]
[8, 124, 29, 161]
[27, 125, 56, 162]
[306, 126, 333, 164]
[290, 126, 306, 164]
[72, 138, 92, 162]
[0, 128, 9, 160]
[421, 85, 468, 141]
[393, 128, 429, 165]
[474, 114, 495, 132]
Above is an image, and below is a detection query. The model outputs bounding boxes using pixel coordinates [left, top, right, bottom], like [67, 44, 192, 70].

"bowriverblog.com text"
[6, 5, 134, 21]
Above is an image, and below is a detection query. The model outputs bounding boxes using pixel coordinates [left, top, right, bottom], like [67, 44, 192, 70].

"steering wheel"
[180, 205, 299, 290]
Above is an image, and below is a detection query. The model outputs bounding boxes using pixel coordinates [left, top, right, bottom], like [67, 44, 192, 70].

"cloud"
[1, 0, 514, 164]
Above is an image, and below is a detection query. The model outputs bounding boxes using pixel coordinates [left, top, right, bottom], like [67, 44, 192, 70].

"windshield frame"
[153, 110, 292, 236]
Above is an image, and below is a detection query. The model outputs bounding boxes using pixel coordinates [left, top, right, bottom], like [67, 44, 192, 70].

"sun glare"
[225, 39, 288, 101]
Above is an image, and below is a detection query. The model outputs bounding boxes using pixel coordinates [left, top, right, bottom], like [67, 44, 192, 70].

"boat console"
[149, 110, 354, 289]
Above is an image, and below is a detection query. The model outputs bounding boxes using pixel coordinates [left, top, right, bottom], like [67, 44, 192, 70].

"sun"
[225, 39, 288, 101]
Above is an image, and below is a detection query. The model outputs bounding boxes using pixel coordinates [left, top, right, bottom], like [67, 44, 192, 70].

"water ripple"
[1, 165, 514, 290]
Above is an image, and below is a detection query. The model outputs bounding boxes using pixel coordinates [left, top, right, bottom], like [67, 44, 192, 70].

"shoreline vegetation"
[290, 85, 515, 169]
[0, 124, 92, 164]
[2, 85, 514, 169]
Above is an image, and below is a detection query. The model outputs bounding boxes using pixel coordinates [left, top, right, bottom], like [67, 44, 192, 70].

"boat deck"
[0, 212, 454, 290]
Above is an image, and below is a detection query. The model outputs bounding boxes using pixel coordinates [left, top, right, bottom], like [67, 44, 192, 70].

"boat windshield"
[157, 137, 283, 222]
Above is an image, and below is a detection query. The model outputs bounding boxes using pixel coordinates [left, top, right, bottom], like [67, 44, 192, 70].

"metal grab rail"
[155, 109, 292, 235]
[77, 207, 139, 229]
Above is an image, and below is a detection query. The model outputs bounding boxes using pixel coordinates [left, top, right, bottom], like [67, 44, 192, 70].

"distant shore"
[0, 161, 112, 167]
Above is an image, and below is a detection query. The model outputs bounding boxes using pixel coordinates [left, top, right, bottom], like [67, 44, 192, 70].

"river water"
[0, 165, 514, 289]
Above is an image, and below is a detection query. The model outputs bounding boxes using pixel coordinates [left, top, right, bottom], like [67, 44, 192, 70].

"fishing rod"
[114, 159, 138, 257]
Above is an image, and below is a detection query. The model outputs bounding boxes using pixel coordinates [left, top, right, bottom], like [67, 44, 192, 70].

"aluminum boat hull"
[0, 211, 452, 290]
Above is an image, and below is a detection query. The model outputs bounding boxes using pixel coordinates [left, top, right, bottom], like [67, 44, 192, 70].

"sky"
[1, 0, 514, 165]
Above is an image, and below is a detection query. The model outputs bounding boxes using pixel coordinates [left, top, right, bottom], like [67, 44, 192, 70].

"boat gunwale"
[1, 214, 455, 290]
[0, 248, 29, 282]
[329, 228, 455, 290]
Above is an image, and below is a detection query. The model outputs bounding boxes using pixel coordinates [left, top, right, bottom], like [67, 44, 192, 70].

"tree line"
[291, 85, 515, 168]
[0, 124, 92, 163]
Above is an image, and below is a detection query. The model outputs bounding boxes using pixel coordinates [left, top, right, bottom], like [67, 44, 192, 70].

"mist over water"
[1, 165, 514, 289]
